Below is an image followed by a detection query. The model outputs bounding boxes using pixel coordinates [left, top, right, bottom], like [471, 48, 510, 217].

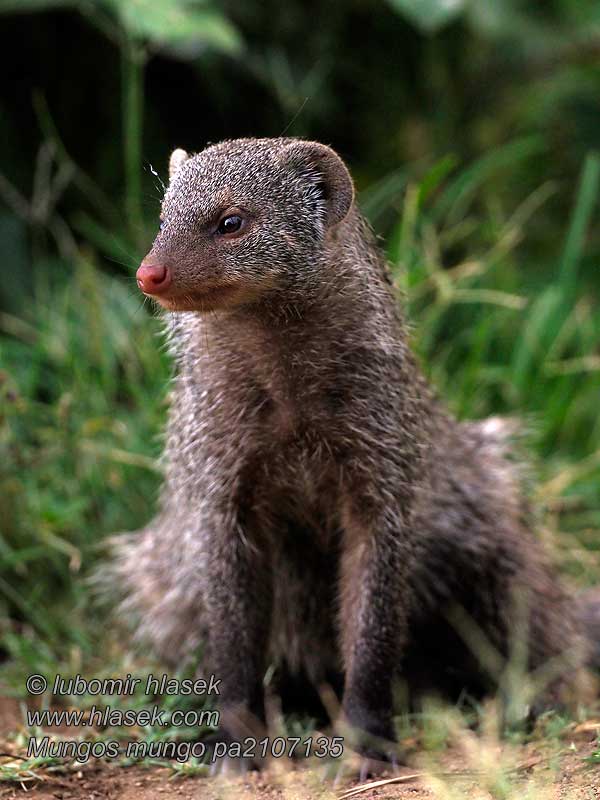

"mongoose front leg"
[202, 520, 272, 774]
[339, 505, 411, 774]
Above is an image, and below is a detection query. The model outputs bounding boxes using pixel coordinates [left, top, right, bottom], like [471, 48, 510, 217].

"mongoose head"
[136, 138, 354, 312]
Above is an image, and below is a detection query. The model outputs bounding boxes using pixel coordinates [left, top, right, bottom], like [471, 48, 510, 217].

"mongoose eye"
[159, 220, 164, 232]
[216, 214, 244, 236]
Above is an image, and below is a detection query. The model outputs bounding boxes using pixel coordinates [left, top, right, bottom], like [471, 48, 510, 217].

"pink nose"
[136, 263, 172, 294]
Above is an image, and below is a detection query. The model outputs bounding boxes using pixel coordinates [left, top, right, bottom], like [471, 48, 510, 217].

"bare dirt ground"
[1, 697, 600, 800]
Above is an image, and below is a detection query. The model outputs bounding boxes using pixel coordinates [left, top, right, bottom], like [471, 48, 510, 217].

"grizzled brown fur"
[112, 138, 597, 769]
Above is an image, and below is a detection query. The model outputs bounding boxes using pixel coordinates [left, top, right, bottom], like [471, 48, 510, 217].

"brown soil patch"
[1, 697, 599, 800]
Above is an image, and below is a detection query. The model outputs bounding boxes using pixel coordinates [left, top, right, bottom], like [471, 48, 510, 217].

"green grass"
[0, 255, 169, 676]
[0, 146, 599, 694]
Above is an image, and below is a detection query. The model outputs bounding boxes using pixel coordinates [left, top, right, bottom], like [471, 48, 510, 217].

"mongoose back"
[114, 138, 598, 773]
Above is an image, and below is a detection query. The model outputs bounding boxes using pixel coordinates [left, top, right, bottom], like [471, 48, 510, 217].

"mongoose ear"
[169, 148, 190, 181]
[282, 141, 354, 227]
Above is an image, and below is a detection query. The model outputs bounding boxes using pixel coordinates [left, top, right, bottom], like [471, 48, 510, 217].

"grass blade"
[558, 151, 600, 285]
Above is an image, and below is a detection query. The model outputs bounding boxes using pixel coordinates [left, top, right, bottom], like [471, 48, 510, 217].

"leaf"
[107, 0, 242, 54]
[385, 0, 465, 34]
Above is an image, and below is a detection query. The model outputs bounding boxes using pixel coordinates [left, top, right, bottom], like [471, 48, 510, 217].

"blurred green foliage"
[0, 0, 600, 676]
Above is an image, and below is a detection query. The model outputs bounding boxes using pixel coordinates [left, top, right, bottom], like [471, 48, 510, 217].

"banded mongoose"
[114, 137, 598, 771]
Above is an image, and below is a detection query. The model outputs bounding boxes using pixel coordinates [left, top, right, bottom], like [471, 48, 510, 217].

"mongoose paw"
[340, 703, 400, 768]
[332, 747, 403, 786]
[335, 713, 404, 782]
[355, 745, 403, 779]
[203, 729, 265, 776]
[209, 752, 262, 777]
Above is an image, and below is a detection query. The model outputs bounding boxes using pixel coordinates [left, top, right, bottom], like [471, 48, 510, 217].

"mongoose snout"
[136, 261, 172, 295]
